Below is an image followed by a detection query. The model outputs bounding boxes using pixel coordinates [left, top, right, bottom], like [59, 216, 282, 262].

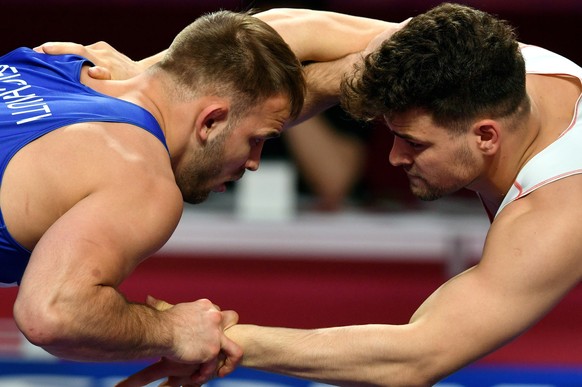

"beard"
[408, 175, 448, 201]
[176, 128, 230, 204]
[409, 141, 478, 201]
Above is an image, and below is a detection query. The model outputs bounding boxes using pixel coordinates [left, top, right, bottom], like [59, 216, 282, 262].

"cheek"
[222, 147, 250, 172]
[415, 154, 453, 182]
[229, 143, 250, 162]
[225, 135, 248, 156]
[452, 143, 479, 176]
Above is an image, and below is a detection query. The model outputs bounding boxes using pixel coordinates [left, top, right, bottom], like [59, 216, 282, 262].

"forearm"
[255, 8, 395, 62]
[137, 49, 168, 70]
[142, 10, 394, 68]
[122, 10, 392, 75]
[290, 52, 361, 127]
[16, 284, 173, 362]
[228, 324, 429, 387]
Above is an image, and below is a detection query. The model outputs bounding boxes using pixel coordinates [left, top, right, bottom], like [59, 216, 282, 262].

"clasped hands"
[116, 296, 241, 387]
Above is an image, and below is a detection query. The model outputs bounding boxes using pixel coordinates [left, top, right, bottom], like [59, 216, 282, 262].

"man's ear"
[471, 119, 500, 156]
[195, 103, 230, 142]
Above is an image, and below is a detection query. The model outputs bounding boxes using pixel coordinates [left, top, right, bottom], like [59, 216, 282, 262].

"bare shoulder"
[440, 176, 582, 358]
[59, 120, 182, 220]
[484, 174, 582, 284]
[1, 120, 181, 251]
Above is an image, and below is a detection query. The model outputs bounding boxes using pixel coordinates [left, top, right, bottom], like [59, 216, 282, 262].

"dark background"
[3, 1, 580, 64]
[3, 0, 580, 205]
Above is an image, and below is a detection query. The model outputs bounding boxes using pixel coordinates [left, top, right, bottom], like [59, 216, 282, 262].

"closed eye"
[406, 140, 425, 150]
[391, 130, 425, 151]
[251, 131, 280, 146]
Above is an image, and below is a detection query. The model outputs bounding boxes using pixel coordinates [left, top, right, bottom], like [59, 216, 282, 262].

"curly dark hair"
[341, 3, 528, 133]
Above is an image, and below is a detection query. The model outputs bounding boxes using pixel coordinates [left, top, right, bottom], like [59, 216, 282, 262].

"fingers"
[137, 360, 217, 387]
[33, 42, 86, 55]
[217, 310, 242, 376]
[144, 296, 242, 379]
[116, 357, 210, 387]
[33, 41, 113, 55]
[399, 17, 413, 27]
[217, 335, 243, 377]
[158, 376, 190, 387]
[33, 42, 113, 81]
[159, 379, 201, 387]
[217, 317, 243, 378]
[115, 359, 173, 387]
[221, 310, 239, 330]
[190, 358, 219, 385]
[146, 295, 176, 311]
[147, 296, 231, 317]
[87, 66, 113, 80]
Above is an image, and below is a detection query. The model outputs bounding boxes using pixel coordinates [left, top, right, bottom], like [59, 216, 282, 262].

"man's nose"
[388, 137, 412, 167]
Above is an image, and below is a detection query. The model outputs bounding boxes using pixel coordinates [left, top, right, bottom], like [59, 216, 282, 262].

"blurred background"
[0, 1, 581, 386]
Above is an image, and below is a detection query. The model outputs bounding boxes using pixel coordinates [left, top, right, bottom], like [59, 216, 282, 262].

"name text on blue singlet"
[0, 65, 52, 125]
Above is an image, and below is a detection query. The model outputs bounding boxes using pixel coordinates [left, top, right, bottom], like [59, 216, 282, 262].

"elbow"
[381, 368, 440, 387]
[397, 352, 456, 386]
[363, 346, 452, 386]
[365, 363, 446, 387]
[13, 294, 70, 349]
[402, 367, 445, 387]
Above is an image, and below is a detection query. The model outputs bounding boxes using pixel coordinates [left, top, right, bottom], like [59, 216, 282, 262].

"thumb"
[221, 310, 239, 330]
[87, 66, 112, 80]
[34, 42, 80, 55]
[146, 295, 174, 311]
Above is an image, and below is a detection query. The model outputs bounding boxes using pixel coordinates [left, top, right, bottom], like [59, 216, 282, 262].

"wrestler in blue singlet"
[0, 47, 168, 286]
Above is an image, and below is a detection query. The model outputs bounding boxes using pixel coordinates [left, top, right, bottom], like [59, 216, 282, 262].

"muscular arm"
[36, 9, 401, 125]
[289, 52, 361, 127]
[119, 179, 582, 386]
[254, 8, 394, 62]
[15, 185, 180, 361]
[11, 124, 239, 367]
[256, 9, 400, 126]
[225, 180, 582, 386]
[125, 9, 395, 71]
[36, 9, 395, 74]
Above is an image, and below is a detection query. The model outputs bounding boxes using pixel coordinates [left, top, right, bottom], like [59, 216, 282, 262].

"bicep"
[21, 184, 181, 292]
[408, 201, 582, 373]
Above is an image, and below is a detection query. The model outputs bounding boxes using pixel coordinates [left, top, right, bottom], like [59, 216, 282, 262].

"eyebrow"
[264, 130, 281, 140]
[388, 127, 421, 142]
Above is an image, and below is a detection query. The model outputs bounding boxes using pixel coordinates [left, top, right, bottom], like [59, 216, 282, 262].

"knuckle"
[202, 342, 221, 360]
[232, 345, 244, 361]
[92, 41, 109, 49]
[209, 310, 223, 324]
[197, 298, 212, 307]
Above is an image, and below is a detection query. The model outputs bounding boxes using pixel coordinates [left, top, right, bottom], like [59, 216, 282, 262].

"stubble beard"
[409, 141, 477, 202]
[177, 129, 230, 205]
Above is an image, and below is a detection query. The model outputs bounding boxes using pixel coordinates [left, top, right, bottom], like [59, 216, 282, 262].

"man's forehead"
[240, 96, 290, 133]
[384, 110, 431, 130]
[255, 94, 291, 114]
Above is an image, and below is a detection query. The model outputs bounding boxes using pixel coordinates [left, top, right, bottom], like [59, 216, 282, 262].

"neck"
[130, 71, 204, 165]
[83, 69, 191, 156]
[469, 73, 582, 212]
[472, 97, 541, 210]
